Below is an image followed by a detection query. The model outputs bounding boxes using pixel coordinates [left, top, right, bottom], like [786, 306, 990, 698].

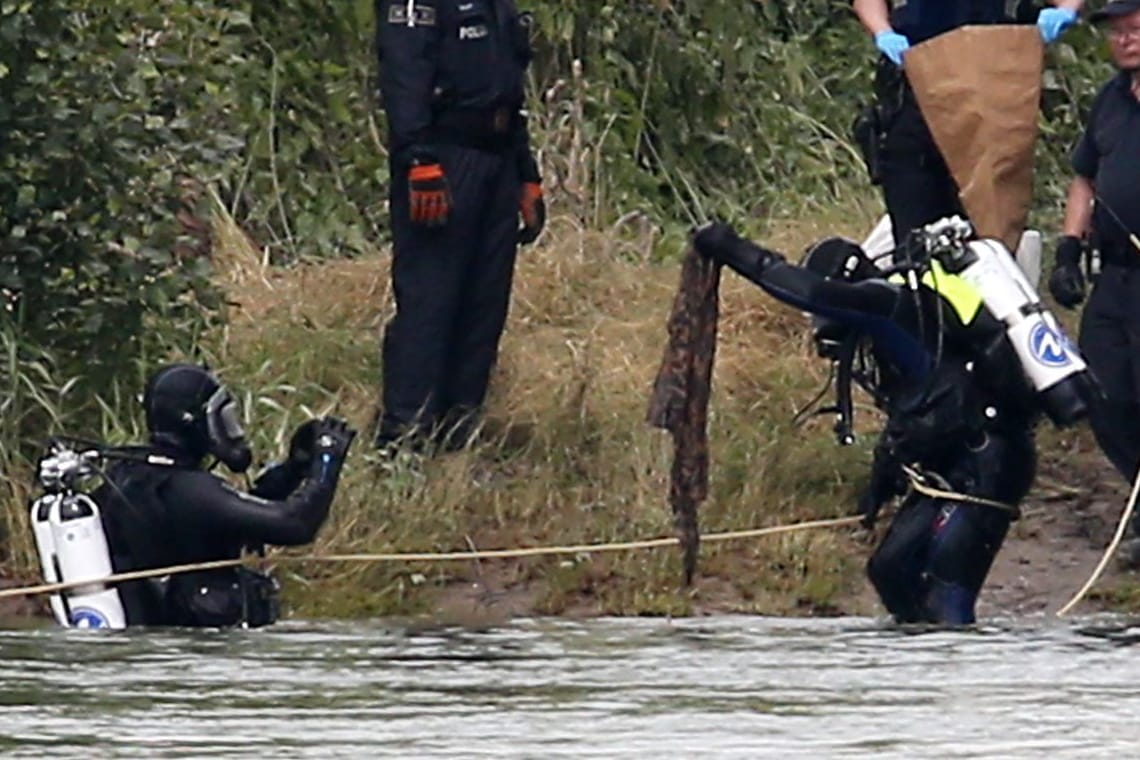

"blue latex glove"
[874, 30, 911, 67]
[1037, 7, 1078, 43]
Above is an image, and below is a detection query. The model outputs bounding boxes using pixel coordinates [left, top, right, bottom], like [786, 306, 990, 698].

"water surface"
[2, 616, 1138, 758]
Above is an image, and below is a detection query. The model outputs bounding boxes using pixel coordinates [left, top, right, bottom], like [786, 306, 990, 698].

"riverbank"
[350, 453, 1135, 627]
[3, 213, 1135, 625]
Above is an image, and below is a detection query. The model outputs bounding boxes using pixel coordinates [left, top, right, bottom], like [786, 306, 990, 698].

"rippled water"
[2, 616, 1140, 758]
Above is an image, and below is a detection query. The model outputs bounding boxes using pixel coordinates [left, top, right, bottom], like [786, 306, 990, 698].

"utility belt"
[164, 567, 279, 628]
[428, 106, 523, 152]
[1094, 239, 1140, 272]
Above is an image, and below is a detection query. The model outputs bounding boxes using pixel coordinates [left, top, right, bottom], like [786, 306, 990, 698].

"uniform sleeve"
[1071, 126, 1098, 179]
[162, 470, 335, 547]
[376, 0, 442, 156]
[1071, 84, 1110, 180]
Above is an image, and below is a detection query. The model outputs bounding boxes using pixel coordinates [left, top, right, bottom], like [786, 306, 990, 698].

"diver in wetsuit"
[692, 222, 1050, 624]
[96, 364, 356, 627]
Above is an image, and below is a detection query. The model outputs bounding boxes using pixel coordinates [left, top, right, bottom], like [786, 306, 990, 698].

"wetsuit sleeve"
[249, 461, 306, 501]
[756, 261, 900, 322]
[701, 230, 899, 322]
[162, 470, 336, 547]
[377, 0, 442, 157]
[695, 226, 931, 376]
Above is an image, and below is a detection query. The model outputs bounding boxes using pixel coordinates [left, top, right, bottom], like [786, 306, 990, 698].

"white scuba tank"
[862, 213, 896, 269]
[47, 493, 126, 629]
[861, 212, 1044, 288]
[939, 234, 1090, 426]
[29, 494, 68, 625]
[1014, 229, 1042, 291]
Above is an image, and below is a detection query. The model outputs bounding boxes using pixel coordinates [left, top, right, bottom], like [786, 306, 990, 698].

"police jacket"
[97, 444, 338, 627]
[376, 0, 533, 157]
[1071, 71, 1140, 265]
[887, 0, 1039, 44]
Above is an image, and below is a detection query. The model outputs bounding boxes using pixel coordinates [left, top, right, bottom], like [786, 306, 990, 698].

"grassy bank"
[204, 197, 1135, 621]
[224, 205, 891, 620]
[0, 2, 1124, 623]
[4, 202, 910, 620]
[2, 199, 1127, 622]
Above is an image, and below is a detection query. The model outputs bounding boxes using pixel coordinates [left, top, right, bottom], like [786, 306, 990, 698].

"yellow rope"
[0, 515, 863, 601]
[902, 464, 1018, 514]
[1055, 465, 1140, 617]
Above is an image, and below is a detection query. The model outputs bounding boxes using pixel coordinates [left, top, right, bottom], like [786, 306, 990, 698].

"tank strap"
[901, 463, 1020, 518]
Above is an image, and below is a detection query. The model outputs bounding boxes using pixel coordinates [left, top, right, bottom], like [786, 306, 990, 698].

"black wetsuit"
[696, 228, 1040, 624]
[97, 444, 339, 627]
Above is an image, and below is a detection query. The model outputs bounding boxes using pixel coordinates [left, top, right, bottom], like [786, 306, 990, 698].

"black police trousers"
[380, 144, 521, 447]
[1079, 265, 1140, 485]
[874, 66, 964, 248]
[867, 428, 1035, 625]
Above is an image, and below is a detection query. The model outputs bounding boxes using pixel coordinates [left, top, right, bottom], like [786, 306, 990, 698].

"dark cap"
[1090, 0, 1140, 23]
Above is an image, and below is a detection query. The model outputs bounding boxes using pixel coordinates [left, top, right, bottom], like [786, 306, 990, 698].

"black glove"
[856, 487, 885, 530]
[692, 222, 784, 274]
[1048, 235, 1086, 310]
[308, 416, 357, 484]
[517, 149, 545, 245]
[286, 418, 321, 471]
[856, 441, 906, 529]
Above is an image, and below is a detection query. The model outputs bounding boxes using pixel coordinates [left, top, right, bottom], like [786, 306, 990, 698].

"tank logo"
[1029, 322, 1072, 368]
[70, 608, 110, 629]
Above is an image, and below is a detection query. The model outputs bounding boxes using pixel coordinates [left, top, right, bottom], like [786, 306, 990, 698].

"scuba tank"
[32, 444, 127, 629]
[859, 211, 1044, 288]
[29, 494, 68, 624]
[920, 216, 1091, 427]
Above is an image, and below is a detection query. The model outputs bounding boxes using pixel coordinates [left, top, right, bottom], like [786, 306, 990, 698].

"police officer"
[374, 0, 545, 452]
[693, 223, 1052, 624]
[853, 0, 1085, 249]
[1048, 0, 1140, 522]
[97, 364, 356, 627]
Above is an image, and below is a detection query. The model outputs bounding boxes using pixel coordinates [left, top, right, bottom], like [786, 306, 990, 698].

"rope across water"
[0, 516, 863, 601]
[7, 477, 1133, 617]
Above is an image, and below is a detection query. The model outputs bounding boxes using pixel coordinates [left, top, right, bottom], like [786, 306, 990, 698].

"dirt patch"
[0, 578, 46, 624]
[980, 458, 1131, 619]
[415, 457, 1136, 624]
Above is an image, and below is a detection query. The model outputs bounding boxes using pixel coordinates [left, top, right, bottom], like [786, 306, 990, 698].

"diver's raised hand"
[286, 419, 321, 470]
[693, 222, 784, 276]
[308, 416, 357, 484]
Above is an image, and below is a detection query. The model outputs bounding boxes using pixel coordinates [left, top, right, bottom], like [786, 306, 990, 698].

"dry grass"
[0, 200, 895, 619]
[197, 202, 893, 619]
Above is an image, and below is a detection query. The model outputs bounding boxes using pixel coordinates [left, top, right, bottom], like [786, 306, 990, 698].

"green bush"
[0, 3, 241, 388]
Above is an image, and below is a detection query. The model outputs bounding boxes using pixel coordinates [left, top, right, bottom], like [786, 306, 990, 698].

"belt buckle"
[492, 108, 510, 134]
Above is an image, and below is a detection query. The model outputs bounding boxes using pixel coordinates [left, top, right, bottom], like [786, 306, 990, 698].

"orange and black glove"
[408, 156, 450, 227]
[517, 150, 545, 245]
